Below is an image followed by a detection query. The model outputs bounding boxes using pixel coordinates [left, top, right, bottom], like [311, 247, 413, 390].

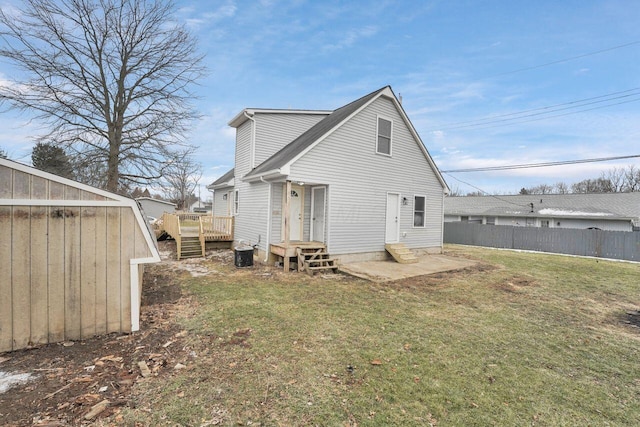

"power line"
[480, 41, 640, 79]
[442, 154, 640, 173]
[444, 173, 531, 208]
[431, 87, 640, 131]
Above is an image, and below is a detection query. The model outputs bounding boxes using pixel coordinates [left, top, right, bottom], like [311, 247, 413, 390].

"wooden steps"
[297, 247, 339, 275]
[179, 236, 204, 259]
[385, 243, 418, 264]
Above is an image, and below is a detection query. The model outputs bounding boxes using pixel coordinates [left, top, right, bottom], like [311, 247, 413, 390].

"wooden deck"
[270, 241, 326, 271]
[159, 213, 234, 259]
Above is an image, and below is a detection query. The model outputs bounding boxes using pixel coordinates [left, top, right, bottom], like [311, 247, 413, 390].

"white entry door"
[385, 193, 400, 243]
[310, 186, 326, 242]
[287, 184, 304, 241]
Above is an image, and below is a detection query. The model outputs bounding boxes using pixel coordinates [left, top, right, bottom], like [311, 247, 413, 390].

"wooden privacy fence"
[444, 222, 640, 262]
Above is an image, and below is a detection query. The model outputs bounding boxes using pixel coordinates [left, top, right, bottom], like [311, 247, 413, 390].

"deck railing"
[161, 212, 182, 256]
[200, 216, 234, 241]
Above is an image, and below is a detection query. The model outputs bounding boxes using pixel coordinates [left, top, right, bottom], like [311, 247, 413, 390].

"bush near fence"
[444, 222, 640, 262]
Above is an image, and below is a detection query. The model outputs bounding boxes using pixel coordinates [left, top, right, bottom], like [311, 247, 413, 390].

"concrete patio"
[340, 254, 478, 282]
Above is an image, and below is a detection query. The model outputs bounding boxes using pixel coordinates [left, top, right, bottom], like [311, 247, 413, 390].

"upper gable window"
[376, 116, 392, 156]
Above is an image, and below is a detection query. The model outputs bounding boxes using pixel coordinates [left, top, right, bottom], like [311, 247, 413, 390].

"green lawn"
[117, 245, 640, 426]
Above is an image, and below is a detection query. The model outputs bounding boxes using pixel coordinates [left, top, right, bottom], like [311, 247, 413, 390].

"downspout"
[261, 177, 272, 263]
[441, 189, 446, 250]
[244, 111, 256, 169]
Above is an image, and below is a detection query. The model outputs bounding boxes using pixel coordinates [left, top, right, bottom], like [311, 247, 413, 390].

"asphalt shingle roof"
[245, 86, 389, 179]
[445, 193, 640, 220]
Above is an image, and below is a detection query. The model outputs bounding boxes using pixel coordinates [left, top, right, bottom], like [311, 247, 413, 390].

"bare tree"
[601, 167, 625, 192]
[0, 146, 7, 159]
[0, 0, 205, 193]
[160, 150, 202, 210]
[623, 165, 640, 192]
[525, 183, 554, 194]
[554, 181, 569, 194]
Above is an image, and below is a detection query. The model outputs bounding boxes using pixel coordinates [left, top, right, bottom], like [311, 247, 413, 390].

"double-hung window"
[376, 116, 392, 155]
[414, 195, 426, 227]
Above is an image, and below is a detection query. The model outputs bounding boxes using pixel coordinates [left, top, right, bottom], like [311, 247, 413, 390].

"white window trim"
[413, 194, 426, 228]
[234, 189, 239, 215]
[376, 115, 393, 157]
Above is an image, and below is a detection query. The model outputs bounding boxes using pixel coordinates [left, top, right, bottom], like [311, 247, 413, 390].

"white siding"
[212, 188, 232, 217]
[287, 96, 445, 255]
[253, 114, 327, 167]
[234, 119, 270, 250]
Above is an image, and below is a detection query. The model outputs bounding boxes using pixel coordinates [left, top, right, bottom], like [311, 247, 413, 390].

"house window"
[486, 217, 495, 225]
[234, 189, 239, 215]
[541, 220, 550, 228]
[376, 116, 392, 155]
[414, 195, 426, 227]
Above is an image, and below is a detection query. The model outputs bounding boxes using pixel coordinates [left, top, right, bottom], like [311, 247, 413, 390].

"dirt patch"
[389, 262, 496, 290]
[0, 243, 193, 426]
[624, 310, 640, 328]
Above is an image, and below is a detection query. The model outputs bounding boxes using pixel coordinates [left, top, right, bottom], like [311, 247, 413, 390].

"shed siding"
[0, 164, 155, 352]
[288, 96, 444, 255]
[253, 114, 327, 167]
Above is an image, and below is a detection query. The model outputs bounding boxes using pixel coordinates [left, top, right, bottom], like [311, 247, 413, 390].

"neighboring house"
[136, 196, 176, 219]
[189, 200, 212, 214]
[207, 86, 449, 265]
[444, 193, 640, 232]
[0, 158, 160, 352]
[209, 168, 235, 217]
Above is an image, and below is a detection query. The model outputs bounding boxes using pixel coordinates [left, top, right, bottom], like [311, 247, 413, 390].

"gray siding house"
[445, 193, 640, 232]
[208, 86, 449, 266]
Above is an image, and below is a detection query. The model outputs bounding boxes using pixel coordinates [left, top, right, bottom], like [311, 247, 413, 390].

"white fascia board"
[1, 199, 127, 206]
[0, 158, 128, 202]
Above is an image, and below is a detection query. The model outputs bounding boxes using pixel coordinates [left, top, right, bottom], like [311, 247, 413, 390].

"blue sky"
[1, 0, 639, 196]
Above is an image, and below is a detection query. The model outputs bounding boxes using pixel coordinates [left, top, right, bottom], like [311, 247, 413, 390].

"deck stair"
[180, 236, 204, 259]
[385, 243, 418, 264]
[297, 246, 339, 275]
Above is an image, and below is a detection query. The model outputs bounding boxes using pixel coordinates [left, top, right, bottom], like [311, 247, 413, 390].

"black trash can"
[234, 246, 254, 267]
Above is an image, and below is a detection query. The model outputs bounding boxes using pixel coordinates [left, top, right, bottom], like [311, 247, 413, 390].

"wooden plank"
[94, 207, 108, 335]
[49, 181, 65, 200]
[120, 209, 135, 332]
[0, 206, 13, 352]
[0, 165, 12, 198]
[12, 206, 31, 350]
[64, 206, 81, 340]
[105, 207, 121, 333]
[13, 171, 30, 198]
[48, 206, 66, 343]
[80, 206, 97, 338]
[30, 176, 49, 346]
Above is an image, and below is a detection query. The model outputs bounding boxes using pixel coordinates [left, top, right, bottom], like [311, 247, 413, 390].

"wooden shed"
[0, 158, 160, 353]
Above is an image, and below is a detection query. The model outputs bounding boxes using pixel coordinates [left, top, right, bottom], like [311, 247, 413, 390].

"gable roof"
[207, 167, 235, 190]
[445, 193, 640, 221]
[228, 109, 331, 128]
[242, 86, 449, 191]
[136, 197, 177, 207]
